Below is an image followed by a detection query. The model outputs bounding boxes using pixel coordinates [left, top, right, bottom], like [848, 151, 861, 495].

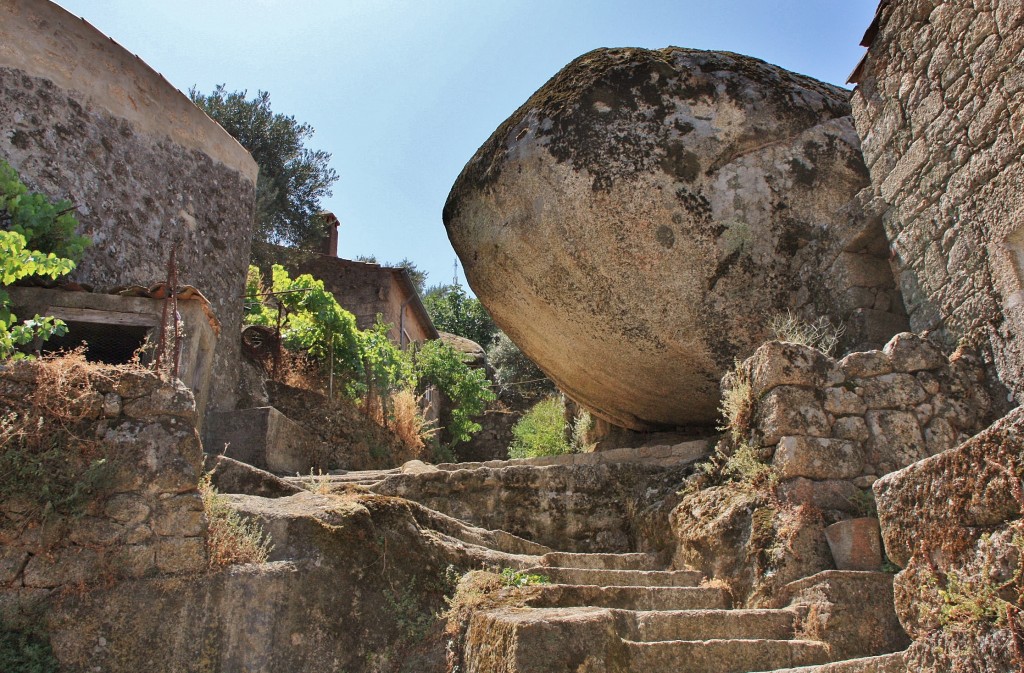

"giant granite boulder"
[444, 47, 893, 430]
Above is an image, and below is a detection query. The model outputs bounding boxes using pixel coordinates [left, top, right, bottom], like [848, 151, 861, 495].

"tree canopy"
[190, 85, 339, 251]
[423, 284, 496, 347]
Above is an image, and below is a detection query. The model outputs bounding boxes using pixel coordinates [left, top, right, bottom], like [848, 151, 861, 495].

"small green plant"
[299, 467, 333, 495]
[768, 310, 845, 356]
[0, 627, 59, 673]
[847, 488, 878, 518]
[722, 441, 777, 488]
[569, 408, 595, 453]
[499, 567, 549, 588]
[384, 581, 435, 642]
[509, 396, 571, 459]
[200, 473, 273, 567]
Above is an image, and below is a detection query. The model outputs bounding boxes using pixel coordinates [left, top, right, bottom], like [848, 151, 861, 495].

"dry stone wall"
[852, 0, 1024, 403]
[741, 333, 993, 515]
[0, 0, 258, 413]
[0, 362, 207, 622]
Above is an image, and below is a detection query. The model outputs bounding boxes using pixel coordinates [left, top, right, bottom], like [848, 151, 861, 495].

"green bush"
[0, 160, 89, 264]
[509, 396, 571, 458]
[412, 339, 494, 447]
[0, 628, 59, 673]
[0, 162, 88, 360]
[487, 331, 555, 402]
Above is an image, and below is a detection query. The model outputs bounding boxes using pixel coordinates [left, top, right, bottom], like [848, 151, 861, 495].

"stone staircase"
[226, 448, 908, 673]
[462, 549, 847, 673]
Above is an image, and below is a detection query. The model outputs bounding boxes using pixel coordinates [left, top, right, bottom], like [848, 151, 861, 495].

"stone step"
[540, 551, 659, 570]
[404, 500, 551, 557]
[620, 608, 799, 642]
[624, 638, 830, 673]
[283, 469, 399, 490]
[762, 652, 907, 673]
[526, 566, 703, 587]
[526, 584, 730, 611]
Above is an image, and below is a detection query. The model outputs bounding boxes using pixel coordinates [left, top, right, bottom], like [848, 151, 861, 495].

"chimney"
[318, 211, 340, 257]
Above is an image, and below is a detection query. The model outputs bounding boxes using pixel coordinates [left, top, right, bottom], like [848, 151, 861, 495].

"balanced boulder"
[444, 47, 883, 430]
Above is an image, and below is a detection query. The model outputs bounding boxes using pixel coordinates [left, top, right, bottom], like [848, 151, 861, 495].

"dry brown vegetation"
[0, 351, 129, 520]
[199, 473, 273, 568]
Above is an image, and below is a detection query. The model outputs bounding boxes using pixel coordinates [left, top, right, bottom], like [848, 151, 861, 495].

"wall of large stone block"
[0, 361, 207, 611]
[852, 0, 1024, 401]
[738, 334, 994, 519]
[0, 0, 258, 412]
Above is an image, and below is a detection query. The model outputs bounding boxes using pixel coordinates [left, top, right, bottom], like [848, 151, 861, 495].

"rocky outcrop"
[872, 408, 1024, 673]
[445, 47, 906, 430]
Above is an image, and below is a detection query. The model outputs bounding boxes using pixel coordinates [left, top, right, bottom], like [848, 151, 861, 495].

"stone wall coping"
[434, 437, 713, 471]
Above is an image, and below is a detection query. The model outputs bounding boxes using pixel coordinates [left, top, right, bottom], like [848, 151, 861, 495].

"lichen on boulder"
[445, 46, 899, 430]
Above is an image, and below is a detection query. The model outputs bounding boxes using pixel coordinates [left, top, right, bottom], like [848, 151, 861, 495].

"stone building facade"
[0, 0, 258, 414]
[256, 241, 438, 348]
[851, 0, 1024, 403]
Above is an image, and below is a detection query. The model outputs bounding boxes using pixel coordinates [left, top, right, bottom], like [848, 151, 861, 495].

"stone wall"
[0, 361, 207, 618]
[851, 0, 1024, 402]
[373, 441, 710, 553]
[0, 0, 258, 412]
[743, 334, 993, 516]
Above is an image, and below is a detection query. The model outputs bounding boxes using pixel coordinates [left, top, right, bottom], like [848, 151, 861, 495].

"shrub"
[0, 159, 89, 263]
[200, 474, 273, 567]
[413, 339, 494, 447]
[717, 361, 753, 441]
[0, 352, 121, 519]
[768, 310, 845, 356]
[486, 331, 555, 402]
[0, 161, 89, 360]
[509, 396, 571, 459]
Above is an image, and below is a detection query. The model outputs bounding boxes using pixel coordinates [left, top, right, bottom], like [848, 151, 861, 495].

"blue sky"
[54, 0, 878, 291]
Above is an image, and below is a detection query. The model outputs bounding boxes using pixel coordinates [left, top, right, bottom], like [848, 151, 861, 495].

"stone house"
[254, 233, 438, 349]
[850, 0, 1024, 405]
[0, 0, 257, 417]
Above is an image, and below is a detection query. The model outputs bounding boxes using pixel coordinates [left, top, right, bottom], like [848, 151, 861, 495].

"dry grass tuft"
[0, 351, 131, 519]
[200, 474, 273, 568]
[387, 389, 436, 457]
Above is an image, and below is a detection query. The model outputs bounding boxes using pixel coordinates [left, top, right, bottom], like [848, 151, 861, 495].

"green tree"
[487, 331, 555, 402]
[190, 85, 339, 251]
[423, 284, 496, 347]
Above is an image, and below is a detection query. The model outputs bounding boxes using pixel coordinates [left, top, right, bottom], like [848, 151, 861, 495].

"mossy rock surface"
[444, 47, 872, 429]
